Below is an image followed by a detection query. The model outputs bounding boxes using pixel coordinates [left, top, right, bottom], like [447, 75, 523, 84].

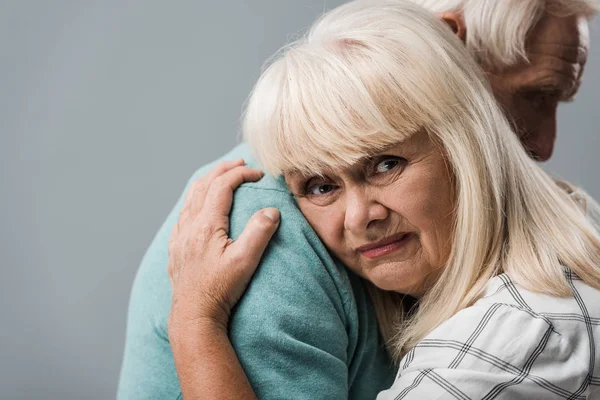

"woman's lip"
[356, 233, 410, 259]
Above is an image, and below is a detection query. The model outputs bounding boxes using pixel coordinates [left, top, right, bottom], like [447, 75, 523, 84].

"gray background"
[1, 1, 598, 398]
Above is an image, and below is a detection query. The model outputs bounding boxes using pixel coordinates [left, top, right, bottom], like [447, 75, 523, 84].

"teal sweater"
[117, 143, 396, 399]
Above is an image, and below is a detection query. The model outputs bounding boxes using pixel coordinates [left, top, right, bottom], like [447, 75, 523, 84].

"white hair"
[407, 0, 600, 69]
[242, 0, 600, 359]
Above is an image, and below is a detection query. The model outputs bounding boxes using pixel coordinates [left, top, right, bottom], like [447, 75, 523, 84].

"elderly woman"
[167, 0, 600, 398]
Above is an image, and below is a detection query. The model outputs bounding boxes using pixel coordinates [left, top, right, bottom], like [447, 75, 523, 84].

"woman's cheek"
[301, 204, 344, 248]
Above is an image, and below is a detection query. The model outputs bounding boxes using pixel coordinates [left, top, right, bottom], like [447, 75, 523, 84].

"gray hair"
[408, 0, 600, 69]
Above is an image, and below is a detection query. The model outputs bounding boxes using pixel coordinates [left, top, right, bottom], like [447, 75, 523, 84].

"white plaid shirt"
[377, 269, 600, 399]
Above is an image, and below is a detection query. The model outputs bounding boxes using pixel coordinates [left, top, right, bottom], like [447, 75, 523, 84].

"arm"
[167, 161, 367, 398]
[169, 321, 257, 400]
[117, 156, 263, 399]
[118, 144, 383, 399]
[117, 184, 189, 399]
[167, 161, 273, 399]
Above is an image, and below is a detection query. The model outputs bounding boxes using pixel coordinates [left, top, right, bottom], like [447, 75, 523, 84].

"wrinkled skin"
[486, 12, 589, 161]
[285, 131, 455, 297]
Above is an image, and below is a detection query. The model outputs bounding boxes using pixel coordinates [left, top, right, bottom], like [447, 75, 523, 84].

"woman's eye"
[375, 158, 401, 174]
[309, 184, 336, 195]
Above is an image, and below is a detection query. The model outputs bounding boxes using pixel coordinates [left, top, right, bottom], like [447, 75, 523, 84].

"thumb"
[229, 208, 280, 272]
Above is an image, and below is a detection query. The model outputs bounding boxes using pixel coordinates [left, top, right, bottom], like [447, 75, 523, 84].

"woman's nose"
[343, 189, 388, 233]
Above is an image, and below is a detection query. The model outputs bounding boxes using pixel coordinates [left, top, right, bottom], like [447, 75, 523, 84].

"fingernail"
[263, 208, 280, 223]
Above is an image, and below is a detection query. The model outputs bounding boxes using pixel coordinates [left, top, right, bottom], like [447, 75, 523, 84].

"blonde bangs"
[243, 35, 451, 176]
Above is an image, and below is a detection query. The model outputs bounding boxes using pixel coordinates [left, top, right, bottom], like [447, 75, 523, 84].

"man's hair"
[243, 0, 600, 359]
[408, 0, 600, 69]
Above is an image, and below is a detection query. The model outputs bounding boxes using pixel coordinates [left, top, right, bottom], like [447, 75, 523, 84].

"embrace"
[119, 0, 600, 399]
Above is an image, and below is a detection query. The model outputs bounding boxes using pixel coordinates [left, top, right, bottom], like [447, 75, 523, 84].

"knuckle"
[198, 223, 217, 240]
[215, 173, 230, 185]
[190, 178, 204, 192]
[227, 251, 244, 266]
[211, 176, 229, 193]
[192, 181, 207, 197]
[214, 161, 232, 174]
[190, 179, 208, 197]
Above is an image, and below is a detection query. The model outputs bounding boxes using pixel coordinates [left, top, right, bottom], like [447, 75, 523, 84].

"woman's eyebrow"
[285, 135, 420, 181]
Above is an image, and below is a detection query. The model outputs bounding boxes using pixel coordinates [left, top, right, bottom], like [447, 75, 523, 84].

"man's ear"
[438, 12, 466, 42]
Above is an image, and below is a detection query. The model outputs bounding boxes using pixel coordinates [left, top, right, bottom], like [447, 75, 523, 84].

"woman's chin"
[367, 265, 424, 295]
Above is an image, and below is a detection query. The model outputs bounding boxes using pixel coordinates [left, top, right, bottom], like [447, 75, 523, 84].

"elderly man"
[117, 1, 597, 399]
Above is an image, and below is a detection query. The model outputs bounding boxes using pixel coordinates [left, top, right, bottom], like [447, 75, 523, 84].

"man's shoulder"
[133, 142, 357, 323]
[120, 144, 393, 399]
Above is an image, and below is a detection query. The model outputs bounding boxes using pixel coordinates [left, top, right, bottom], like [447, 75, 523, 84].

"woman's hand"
[166, 160, 273, 400]
[167, 159, 280, 334]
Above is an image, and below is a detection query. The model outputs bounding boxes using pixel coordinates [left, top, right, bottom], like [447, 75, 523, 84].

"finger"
[186, 159, 246, 217]
[206, 159, 246, 181]
[192, 159, 246, 214]
[227, 208, 280, 274]
[197, 166, 265, 234]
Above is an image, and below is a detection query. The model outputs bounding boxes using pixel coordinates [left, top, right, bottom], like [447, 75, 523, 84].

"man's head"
[410, 0, 599, 161]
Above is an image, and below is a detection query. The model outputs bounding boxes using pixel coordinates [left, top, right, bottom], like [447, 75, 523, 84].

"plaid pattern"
[377, 270, 600, 399]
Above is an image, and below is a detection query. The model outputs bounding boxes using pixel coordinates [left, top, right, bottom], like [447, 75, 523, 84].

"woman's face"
[286, 131, 455, 296]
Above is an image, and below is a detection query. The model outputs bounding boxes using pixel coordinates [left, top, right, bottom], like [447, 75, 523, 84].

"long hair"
[242, 0, 600, 359]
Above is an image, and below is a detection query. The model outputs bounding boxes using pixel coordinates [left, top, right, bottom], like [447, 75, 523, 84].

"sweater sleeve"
[227, 184, 354, 399]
